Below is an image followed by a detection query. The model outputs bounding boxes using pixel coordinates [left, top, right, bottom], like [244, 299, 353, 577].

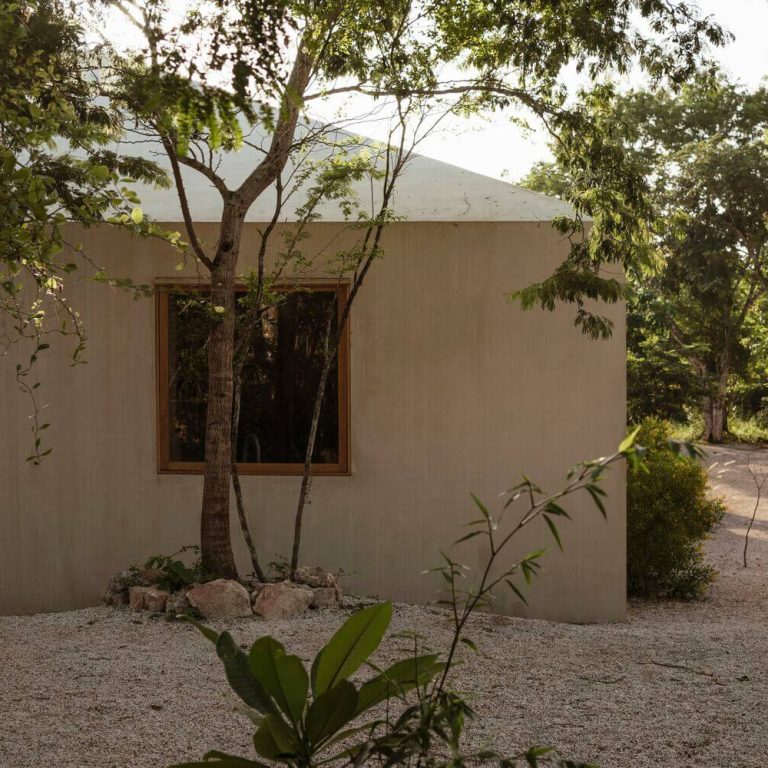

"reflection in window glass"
[166, 289, 340, 465]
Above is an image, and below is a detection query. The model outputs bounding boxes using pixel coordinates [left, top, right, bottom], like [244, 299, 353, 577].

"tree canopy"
[523, 75, 768, 441]
[2, 0, 730, 571]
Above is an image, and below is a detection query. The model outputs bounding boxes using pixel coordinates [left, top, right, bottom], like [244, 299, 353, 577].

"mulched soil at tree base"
[1, 446, 766, 768]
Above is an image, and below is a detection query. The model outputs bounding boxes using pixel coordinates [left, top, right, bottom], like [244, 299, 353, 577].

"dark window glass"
[166, 288, 341, 466]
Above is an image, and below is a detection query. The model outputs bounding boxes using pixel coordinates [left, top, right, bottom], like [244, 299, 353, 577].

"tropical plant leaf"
[543, 515, 563, 551]
[453, 530, 484, 545]
[318, 723, 378, 754]
[184, 616, 220, 645]
[248, 636, 308, 725]
[305, 679, 358, 748]
[215, 632, 277, 715]
[252, 714, 298, 761]
[311, 602, 392, 695]
[543, 501, 570, 519]
[585, 484, 607, 517]
[619, 424, 641, 453]
[470, 493, 491, 521]
[355, 655, 442, 715]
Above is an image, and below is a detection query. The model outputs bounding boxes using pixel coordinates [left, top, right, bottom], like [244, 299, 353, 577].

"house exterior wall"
[0, 221, 626, 621]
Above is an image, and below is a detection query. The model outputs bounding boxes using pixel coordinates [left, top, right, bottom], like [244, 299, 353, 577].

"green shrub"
[725, 415, 768, 445]
[144, 546, 204, 592]
[628, 418, 725, 599]
[667, 413, 705, 444]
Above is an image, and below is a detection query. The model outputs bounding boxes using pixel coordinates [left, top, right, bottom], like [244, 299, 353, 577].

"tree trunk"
[232, 370, 266, 581]
[200, 206, 243, 579]
[289, 304, 335, 579]
[702, 377, 728, 444]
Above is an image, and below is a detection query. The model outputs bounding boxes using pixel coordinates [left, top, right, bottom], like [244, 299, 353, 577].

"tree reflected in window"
[159, 284, 348, 474]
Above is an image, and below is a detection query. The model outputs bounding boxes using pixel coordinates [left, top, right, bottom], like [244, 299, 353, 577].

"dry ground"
[2, 446, 767, 768]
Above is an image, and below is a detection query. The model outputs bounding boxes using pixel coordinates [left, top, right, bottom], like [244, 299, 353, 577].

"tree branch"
[176, 152, 230, 199]
[236, 36, 315, 206]
[160, 136, 215, 271]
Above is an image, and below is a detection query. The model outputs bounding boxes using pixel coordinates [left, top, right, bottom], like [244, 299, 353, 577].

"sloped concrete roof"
[118, 122, 571, 223]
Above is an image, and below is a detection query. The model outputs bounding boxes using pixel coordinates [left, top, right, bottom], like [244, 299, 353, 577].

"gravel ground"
[2, 445, 767, 768]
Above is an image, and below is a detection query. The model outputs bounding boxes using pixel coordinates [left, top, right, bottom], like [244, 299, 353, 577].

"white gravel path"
[2, 446, 767, 768]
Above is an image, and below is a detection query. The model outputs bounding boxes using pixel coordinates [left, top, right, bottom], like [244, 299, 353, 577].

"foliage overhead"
[3, 0, 728, 574]
[0, 0, 178, 461]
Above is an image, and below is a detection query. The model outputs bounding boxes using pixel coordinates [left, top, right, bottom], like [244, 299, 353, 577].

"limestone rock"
[166, 590, 192, 615]
[311, 587, 340, 609]
[249, 582, 268, 605]
[129, 586, 170, 612]
[294, 566, 340, 590]
[187, 579, 252, 620]
[105, 587, 129, 608]
[103, 568, 142, 607]
[253, 581, 313, 620]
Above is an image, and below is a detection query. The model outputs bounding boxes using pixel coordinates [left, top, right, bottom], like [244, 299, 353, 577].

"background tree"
[522, 76, 768, 442]
[0, 0, 170, 461]
[626, 285, 700, 423]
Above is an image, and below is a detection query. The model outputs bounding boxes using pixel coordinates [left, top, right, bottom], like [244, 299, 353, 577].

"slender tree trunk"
[290, 304, 335, 578]
[200, 205, 243, 579]
[231, 369, 266, 581]
[702, 373, 729, 444]
[287, 117, 407, 579]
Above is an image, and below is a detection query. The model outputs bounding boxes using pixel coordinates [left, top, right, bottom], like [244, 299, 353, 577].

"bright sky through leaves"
[102, 0, 768, 184]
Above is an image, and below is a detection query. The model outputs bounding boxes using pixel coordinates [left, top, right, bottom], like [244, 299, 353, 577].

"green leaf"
[668, 439, 703, 459]
[184, 616, 220, 645]
[316, 723, 374, 755]
[619, 425, 641, 454]
[91, 164, 110, 182]
[543, 501, 570, 519]
[520, 551, 545, 585]
[311, 602, 392, 696]
[248, 636, 308, 725]
[305, 679, 358, 748]
[252, 714, 298, 761]
[130, 206, 144, 224]
[355, 655, 442, 715]
[460, 637, 478, 652]
[470, 493, 491, 521]
[543, 515, 563, 551]
[453, 530, 483, 545]
[525, 746, 553, 767]
[585, 484, 607, 518]
[505, 579, 528, 606]
[215, 632, 277, 715]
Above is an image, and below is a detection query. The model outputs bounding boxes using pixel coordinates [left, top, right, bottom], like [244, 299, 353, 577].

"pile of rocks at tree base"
[103, 566, 342, 620]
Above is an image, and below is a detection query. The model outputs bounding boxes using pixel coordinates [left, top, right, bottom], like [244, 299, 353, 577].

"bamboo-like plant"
[170, 433, 652, 768]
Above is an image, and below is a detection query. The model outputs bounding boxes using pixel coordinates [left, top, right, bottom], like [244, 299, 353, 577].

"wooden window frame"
[156, 280, 350, 476]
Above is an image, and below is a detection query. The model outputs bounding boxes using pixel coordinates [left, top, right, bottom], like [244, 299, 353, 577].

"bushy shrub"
[627, 418, 725, 599]
[731, 379, 768, 424]
[144, 546, 204, 592]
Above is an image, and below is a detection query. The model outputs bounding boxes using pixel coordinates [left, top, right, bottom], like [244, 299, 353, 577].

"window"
[156, 282, 349, 475]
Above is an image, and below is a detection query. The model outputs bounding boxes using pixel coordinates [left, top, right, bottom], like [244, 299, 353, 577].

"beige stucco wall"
[0, 221, 626, 621]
